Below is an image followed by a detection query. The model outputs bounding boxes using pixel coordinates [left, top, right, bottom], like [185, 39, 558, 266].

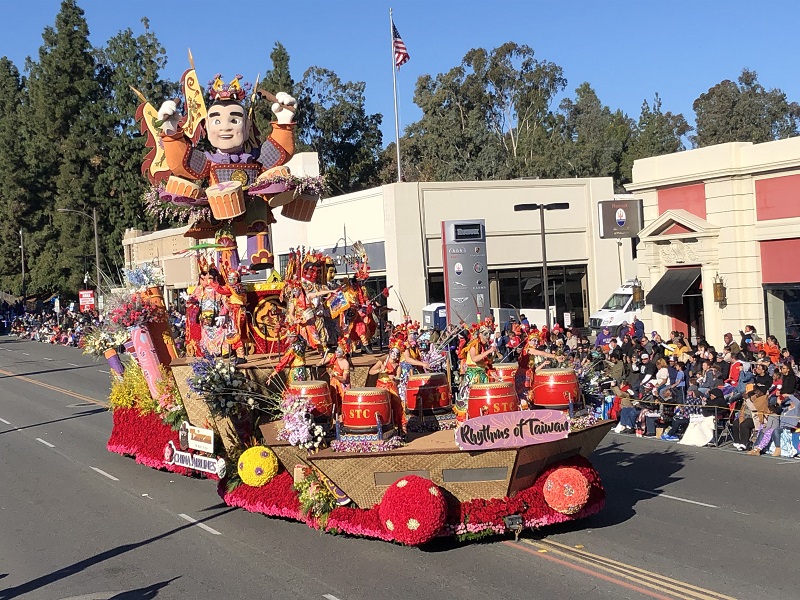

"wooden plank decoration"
[454, 410, 569, 451]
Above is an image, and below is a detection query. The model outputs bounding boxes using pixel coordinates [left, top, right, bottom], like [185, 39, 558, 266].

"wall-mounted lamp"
[631, 277, 644, 309]
[713, 273, 727, 306]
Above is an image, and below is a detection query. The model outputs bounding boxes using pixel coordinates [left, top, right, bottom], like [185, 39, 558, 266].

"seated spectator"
[731, 370, 771, 451]
[612, 386, 640, 434]
[652, 357, 670, 398]
[768, 394, 800, 457]
[661, 386, 703, 441]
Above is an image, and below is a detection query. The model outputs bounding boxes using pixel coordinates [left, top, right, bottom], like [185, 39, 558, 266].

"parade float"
[98, 54, 613, 546]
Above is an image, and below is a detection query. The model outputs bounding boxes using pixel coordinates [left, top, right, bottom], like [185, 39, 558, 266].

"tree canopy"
[1, 3, 798, 300]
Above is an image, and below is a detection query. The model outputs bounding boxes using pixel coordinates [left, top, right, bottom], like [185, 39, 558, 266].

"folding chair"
[714, 401, 738, 447]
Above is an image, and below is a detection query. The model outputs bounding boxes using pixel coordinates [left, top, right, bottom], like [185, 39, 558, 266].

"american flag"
[392, 22, 410, 68]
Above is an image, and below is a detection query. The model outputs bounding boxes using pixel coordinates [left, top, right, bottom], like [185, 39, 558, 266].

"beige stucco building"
[123, 176, 636, 329]
[627, 136, 800, 354]
[270, 177, 634, 329]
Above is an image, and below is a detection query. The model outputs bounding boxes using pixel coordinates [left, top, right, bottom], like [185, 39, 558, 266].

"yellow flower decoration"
[237, 446, 279, 487]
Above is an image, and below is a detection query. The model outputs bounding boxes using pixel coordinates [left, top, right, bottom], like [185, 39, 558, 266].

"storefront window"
[764, 286, 800, 359]
[427, 273, 445, 304]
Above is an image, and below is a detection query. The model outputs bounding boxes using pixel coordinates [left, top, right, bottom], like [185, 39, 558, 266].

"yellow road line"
[0, 367, 108, 407]
[520, 539, 736, 600]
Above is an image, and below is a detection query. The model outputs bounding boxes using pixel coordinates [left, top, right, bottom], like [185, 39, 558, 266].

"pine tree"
[22, 0, 105, 295]
[0, 58, 29, 296]
[254, 42, 295, 138]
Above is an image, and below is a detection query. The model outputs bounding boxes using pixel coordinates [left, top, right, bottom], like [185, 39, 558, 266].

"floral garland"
[329, 436, 404, 453]
[81, 326, 128, 357]
[294, 469, 338, 526]
[250, 173, 329, 198]
[155, 366, 188, 431]
[107, 292, 167, 328]
[188, 356, 257, 419]
[569, 413, 598, 432]
[276, 393, 325, 451]
[123, 262, 164, 290]
[142, 184, 211, 225]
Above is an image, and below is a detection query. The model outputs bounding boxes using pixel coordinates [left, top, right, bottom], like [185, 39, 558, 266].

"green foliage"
[296, 66, 384, 194]
[692, 68, 800, 147]
[109, 358, 158, 415]
[254, 42, 295, 138]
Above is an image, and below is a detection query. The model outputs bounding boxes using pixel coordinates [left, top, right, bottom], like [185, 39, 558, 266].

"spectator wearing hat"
[595, 326, 614, 348]
[632, 352, 658, 396]
[723, 332, 741, 357]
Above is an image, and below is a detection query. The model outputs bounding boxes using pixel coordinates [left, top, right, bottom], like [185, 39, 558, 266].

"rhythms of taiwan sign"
[454, 410, 569, 451]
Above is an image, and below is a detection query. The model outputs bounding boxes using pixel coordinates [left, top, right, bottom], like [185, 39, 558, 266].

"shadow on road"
[108, 577, 181, 599]
[0, 365, 97, 379]
[0, 511, 235, 599]
[0, 408, 107, 435]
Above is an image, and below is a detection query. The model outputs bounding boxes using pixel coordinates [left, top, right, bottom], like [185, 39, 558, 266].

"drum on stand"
[405, 372, 452, 413]
[467, 381, 519, 419]
[287, 380, 333, 419]
[491, 362, 518, 383]
[530, 368, 581, 411]
[342, 387, 392, 432]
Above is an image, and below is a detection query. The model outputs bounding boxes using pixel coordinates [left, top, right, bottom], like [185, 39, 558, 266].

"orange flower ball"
[542, 467, 591, 515]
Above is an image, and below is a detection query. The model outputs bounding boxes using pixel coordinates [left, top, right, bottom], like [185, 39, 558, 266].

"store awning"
[646, 267, 701, 305]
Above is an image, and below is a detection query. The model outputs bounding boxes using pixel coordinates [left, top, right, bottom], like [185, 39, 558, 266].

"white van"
[589, 280, 641, 333]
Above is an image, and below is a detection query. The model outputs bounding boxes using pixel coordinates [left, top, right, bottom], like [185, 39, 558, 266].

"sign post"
[78, 289, 96, 312]
[441, 220, 488, 326]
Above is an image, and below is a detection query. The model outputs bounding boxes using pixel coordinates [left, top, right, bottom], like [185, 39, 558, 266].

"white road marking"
[634, 488, 718, 508]
[0, 417, 11, 424]
[91, 467, 120, 481]
[179, 513, 222, 535]
[324, 595, 343, 600]
[68, 363, 80, 367]
[21, 352, 29, 356]
[43, 357, 53, 361]
[35, 437, 55, 448]
[98, 369, 110, 374]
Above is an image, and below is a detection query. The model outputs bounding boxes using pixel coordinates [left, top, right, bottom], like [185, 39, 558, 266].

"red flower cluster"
[108, 292, 167, 328]
[378, 475, 447, 546]
[325, 506, 394, 542]
[107, 407, 217, 479]
[220, 471, 302, 520]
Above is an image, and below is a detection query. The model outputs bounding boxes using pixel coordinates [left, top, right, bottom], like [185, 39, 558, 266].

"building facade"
[627, 137, 800, 355]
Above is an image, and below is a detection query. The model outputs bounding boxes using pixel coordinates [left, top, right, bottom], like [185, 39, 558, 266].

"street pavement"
[0, 336, 797, 599]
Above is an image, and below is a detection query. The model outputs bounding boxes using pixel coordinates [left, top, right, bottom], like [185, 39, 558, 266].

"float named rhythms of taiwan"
[98, 52, 612, 546]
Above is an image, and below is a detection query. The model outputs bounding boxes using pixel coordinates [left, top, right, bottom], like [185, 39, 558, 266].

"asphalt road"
[1, 336, 797, 600]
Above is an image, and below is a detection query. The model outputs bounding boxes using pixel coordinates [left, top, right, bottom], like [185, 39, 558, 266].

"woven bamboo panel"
[171, 364, 213, 428]
[170, 362, 241, 452]
[310, 449, 517, 507]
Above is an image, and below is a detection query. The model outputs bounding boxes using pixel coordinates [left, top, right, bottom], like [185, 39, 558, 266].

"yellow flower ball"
[237, 446, 279, 487]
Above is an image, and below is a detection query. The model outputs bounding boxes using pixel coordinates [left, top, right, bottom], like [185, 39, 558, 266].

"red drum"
[342, 388, 392, 431]
[405, 373, 452, 412]
[467, 382, 519, 419]
[531, 368, 580, 411]
[287, 380, 332, 418]
[491, 362, 519, 383]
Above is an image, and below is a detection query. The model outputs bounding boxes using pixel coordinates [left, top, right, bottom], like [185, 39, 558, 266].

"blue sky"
[2, 0, 798, 144]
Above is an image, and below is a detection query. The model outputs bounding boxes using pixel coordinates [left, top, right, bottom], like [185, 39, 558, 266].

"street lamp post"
[57, 207, 101, 305]
[513, 202, 570, 330]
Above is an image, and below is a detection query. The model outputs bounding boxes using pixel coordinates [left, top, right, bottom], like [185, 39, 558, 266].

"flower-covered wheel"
[542, 467, 591, 515]
[237, 446, 279, 487]
[378, 475, 447, 546]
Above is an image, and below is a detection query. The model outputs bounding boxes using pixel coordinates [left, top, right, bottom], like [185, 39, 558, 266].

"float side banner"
[454, 409, 570, 451]
[598, 198, 643, 239]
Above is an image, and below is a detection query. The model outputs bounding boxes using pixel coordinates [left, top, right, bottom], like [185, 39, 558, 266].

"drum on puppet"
[286, 380, 333, 420]
[405, 373, 452, 413]
[341, 388, 392, 432]
[467, 381, 519, 419]
[530, 368, 581, 412]
[207, 181, 246, 220]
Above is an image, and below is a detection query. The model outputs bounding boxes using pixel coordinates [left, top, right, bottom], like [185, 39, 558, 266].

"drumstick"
[257, 89, 297, 114]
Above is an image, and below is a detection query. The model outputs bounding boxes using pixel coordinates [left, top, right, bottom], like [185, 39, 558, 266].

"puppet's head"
[206, 74, 252, 154]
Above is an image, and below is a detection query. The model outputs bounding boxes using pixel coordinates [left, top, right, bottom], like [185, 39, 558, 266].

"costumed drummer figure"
[268, 325, 309, 385]
[369, 338, 405, 431]
[523, 330, 566, 407]
[320, 339, 351, 413]
[455, 324, 496, 416]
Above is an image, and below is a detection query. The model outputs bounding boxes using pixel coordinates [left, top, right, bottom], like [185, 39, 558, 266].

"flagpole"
[390, 8, 403, 183]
